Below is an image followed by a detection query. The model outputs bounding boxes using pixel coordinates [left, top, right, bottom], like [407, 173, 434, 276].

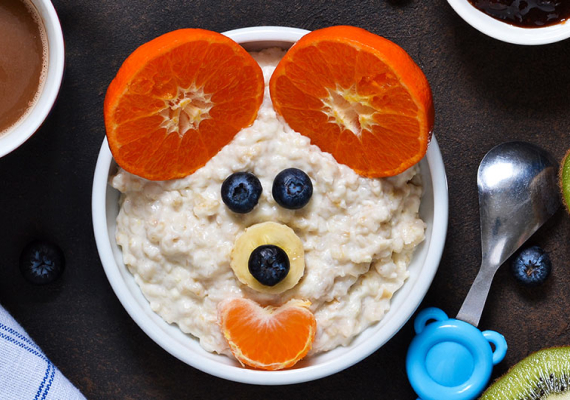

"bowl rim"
[92, 25, 449, 385]
[446, 0, 570, 45]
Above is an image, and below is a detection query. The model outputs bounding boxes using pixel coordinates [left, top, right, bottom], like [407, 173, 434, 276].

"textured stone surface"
[0, 0, 569, 398]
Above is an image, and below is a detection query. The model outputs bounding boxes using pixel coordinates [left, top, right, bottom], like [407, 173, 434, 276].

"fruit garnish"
[249, 245, 290, 286]
[272, 168, 313, 210]
[269, 25, 434, 178]
[511, 246, 552, 287]
[221, 172, 263, 214]
[560, 148, 570, 213]
[104, 29, 264, 181]
[481, 347, 570, 399]
[20, 240, 65, 285]
[231, 222, 304, 294]
[218, 297, 316, 370]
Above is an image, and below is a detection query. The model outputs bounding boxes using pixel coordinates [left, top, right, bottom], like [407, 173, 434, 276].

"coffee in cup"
[0, 0, 49, 136]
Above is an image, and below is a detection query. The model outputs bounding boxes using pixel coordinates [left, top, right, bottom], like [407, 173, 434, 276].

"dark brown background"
[1, 0, 569, 399]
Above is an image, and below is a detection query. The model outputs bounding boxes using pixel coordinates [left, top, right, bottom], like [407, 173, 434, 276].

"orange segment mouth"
[218, 297, 316, 370]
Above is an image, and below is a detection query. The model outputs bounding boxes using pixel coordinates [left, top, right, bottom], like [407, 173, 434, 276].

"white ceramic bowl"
[447, 0, 570, 45]
[92, 26, 449, 385]
[0, 0, 65, 158]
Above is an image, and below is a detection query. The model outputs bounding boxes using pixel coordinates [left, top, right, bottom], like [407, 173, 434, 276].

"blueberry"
[511, 246, 552, 287]
[248, 245, 290, 286]
[272, 168, 313, 210]
[221, 172, 262, 213]
[19, 240, 65, 285]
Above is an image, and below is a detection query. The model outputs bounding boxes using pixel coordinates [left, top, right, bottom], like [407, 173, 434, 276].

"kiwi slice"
[561, 149, 570, 214]
[481, 347, 570, 399]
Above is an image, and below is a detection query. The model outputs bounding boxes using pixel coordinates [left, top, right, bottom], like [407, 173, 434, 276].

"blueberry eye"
[221, 172, 262, 213]
[248, 245, 290, 286]
[272, 168, 313, 210]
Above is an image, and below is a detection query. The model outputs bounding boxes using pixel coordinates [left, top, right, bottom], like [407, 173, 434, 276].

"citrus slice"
[560, 149, 570, 213]
[104, 29, 264, 181]
[218, 298, 316, 370]
[269, 25, 434, 178]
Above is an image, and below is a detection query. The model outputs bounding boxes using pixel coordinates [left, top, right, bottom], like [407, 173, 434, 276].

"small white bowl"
[92, 26, 449, 385]
[0, 0, 65, 158]
[447, 0, 570, 45]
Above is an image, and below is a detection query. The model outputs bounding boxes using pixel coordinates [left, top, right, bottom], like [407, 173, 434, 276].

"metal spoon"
[407, 141, 560, 400]
[456, 141, 560, 326]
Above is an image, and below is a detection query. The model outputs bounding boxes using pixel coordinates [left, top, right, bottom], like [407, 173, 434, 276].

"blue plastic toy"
[407, 308, 507, 400]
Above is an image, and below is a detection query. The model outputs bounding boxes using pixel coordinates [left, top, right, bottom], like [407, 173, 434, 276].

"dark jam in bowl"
[467, 0, 570, 27]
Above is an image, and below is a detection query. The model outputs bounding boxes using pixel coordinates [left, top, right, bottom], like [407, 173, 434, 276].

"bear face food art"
[111, 47, 426, 369]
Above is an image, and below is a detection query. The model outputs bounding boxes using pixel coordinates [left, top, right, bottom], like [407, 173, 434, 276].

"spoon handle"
[456, 261, 500, 327]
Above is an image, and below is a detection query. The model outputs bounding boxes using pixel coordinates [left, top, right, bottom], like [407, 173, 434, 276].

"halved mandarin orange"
[269, 26, 434, 178]
[218, 298, 316, 370]
[104, 29, 264, 181]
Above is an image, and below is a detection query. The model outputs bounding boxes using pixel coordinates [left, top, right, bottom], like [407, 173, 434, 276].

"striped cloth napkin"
[0, 304, 85, 400]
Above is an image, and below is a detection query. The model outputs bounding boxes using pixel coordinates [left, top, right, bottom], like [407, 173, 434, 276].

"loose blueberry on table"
[19, 240, 65, 285]
[511, 246, 552, 287]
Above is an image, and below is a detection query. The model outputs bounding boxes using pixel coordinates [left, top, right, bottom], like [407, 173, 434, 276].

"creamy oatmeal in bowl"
[92, 26, 448, 384]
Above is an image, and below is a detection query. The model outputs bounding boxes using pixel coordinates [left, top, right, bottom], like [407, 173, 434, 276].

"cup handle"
[482, 330, 508, 365]
[413, 307, 449, 335]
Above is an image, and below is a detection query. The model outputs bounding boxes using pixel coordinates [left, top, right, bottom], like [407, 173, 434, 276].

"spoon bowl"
[478, 142, 560, 267]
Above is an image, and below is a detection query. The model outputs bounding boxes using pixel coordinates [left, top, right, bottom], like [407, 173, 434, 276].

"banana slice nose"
[230, 222, 305, 294]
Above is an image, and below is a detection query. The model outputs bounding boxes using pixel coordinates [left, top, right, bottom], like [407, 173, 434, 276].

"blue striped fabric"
[0, 305, 85, 400]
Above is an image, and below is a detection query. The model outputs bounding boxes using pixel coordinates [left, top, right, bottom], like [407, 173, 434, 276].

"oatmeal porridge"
[111, 47, 426, 357]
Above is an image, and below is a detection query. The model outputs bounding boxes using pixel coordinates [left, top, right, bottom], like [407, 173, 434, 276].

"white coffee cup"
[0, 0, 65, 158]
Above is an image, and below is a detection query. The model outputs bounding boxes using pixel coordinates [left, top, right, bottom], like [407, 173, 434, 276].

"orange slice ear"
[104, 29, 264, 181]
[270, 25, 434, 178]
